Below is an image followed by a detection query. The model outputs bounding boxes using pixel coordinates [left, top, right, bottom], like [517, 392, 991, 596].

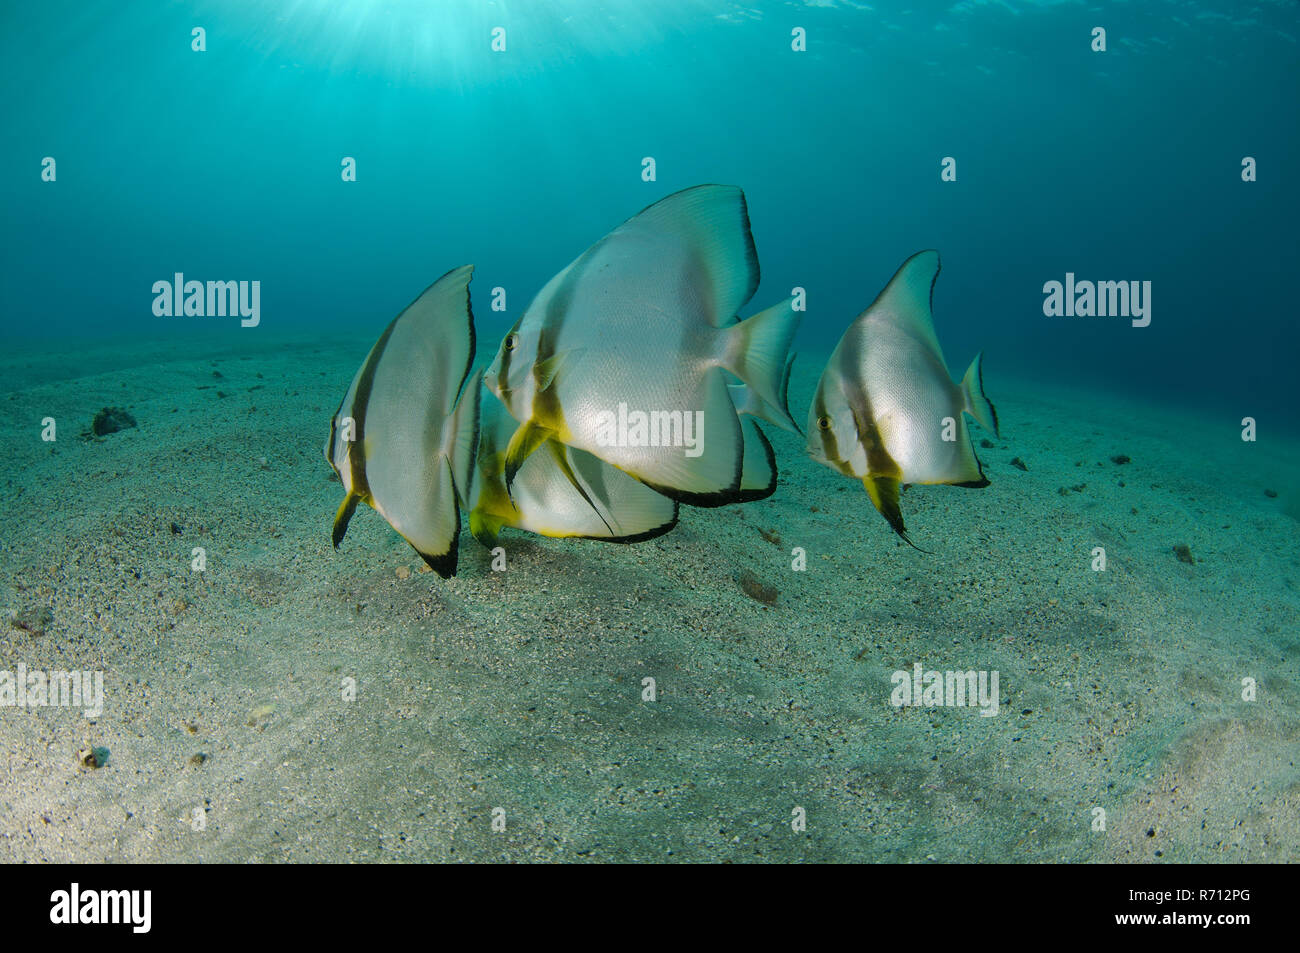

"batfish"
[486, 184, 800, 507]
[470, 391, 679, 545]
[807, 250, 998, 546]
[325, 265, 481, 577]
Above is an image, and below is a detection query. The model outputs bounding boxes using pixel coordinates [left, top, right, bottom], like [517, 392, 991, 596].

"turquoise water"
[3, 0, 1296, 429]
[2, 2, 1299, 865]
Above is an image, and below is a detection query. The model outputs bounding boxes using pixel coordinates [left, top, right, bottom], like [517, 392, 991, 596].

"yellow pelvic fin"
[469, 507, 506, 546]
[332, 493, 360, 549]
[503, 419, 555, 489]
[863, 476, 929, 553]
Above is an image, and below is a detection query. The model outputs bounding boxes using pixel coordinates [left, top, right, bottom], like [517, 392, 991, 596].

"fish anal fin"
[387, 456, 462, 578]
[418, 547, 458, 579]
[445, 369, 482, 507]
[736, 419, 778, 502]
[545, 439, 615, 535]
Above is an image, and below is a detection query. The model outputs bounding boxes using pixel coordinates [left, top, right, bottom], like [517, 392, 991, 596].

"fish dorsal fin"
[614, 184, 760, 327]
[866, 250, 944, 357]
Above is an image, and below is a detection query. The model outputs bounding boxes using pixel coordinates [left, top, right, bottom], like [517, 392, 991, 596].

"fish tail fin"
[727, 355, 798, 434]
[724, 298, 801, 433]
[332, 493, 360, 548]
[727, 382, 763, 419]
[737, 418, 778, 501]
[445, 370, 482, 507]
[779, 352, 796, 426]
[960, 352, 999, 437]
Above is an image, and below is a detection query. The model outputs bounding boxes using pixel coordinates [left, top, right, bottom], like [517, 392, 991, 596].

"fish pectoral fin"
[332, 493, 360, 548]
[863, 476, 930, 553]
[533, 347, 585, 393]
[545, 439, 615, 535]
[503, 419, 554, 489]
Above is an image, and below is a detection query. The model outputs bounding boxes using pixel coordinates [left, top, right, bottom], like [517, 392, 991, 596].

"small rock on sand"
[78, 745, 110, 769]
[91, 407, 136, 436]
[11, 606, 53, 635]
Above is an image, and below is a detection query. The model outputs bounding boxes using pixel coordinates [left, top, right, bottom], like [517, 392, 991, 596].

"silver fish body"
[469, 392, 679, 545]
[808, 250, 998, 545]
[486, 184, 800, 506]
[325, 264, 480, 577]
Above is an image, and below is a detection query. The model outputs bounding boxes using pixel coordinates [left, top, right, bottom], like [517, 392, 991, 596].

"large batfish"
[486, 184, 800, 507]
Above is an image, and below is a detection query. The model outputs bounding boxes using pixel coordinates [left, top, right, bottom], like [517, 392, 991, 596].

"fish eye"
[503, 333, 518, 352]
[817, 416, 832, 431]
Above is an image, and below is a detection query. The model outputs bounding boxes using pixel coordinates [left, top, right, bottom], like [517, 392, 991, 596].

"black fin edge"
[414, 514, 460, 579]
[574, 504, 680, 544]
[955, 447, 991, 489]
[639, 482, 743, 508]
[781, 353, 802, 437]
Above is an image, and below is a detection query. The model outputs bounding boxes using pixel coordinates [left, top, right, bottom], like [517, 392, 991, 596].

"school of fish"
[325, 185, 1000, 577]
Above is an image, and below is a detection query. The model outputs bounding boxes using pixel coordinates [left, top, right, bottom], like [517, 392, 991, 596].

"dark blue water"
[3, 1, 1296, 431]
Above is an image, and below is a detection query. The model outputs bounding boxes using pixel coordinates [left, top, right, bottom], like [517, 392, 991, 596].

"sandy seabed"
[1, 332, 1297, 863]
